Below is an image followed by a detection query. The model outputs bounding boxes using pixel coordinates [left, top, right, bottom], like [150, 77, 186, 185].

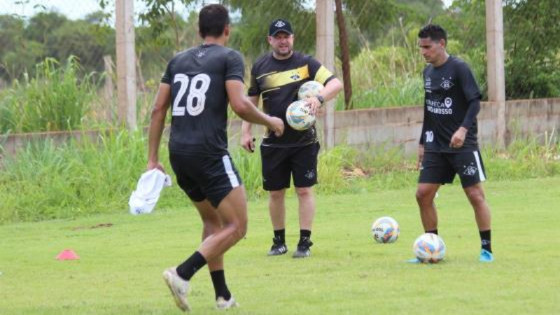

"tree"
[225, 0, 316, 60]
[434, 0, 487, 98]
[46, 19, 114, 73]
[0, 14, 44, 80]
[335, 0, 352, 109]
[503, 0, 560, 98]
[436, 0, 560, 99]
[100, 0, 199, 52]
[24, 12, 67, 44]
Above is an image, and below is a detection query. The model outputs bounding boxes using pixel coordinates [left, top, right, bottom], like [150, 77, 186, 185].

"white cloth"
[129, 169, 172, 215]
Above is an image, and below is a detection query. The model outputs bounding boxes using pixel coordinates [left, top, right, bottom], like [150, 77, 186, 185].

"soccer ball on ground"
[371, 216, 400, 243]
[412, 233, 446, 263]
[298, 81, 324, 100]
[286, 100, 315, 131]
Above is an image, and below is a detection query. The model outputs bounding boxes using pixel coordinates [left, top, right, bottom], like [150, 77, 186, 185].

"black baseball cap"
[269, 19, 293, 36]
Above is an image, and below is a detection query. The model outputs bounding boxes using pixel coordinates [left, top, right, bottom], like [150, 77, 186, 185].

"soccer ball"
[286, 100, 315, 131]
[412, 233, 446, 263]
[298, 81, 324, 100]
[371, 216, 400, 243]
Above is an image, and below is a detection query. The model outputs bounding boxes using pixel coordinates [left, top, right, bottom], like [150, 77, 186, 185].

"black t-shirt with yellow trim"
[248, 51, 335, 147]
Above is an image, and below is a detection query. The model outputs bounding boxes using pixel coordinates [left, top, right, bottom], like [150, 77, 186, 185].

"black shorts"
[260, 142, 320, 191]
[419, 150, 487, 188]
[169, 152, 242, 208]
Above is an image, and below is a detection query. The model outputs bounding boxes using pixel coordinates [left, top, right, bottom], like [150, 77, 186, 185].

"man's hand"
[147, 160, 165, 172]
[417, 145, 424, 170]
[450, 127, 467, 149]
[268, 116, 285, 137]
[241, 132, 255, 153]
[305, 96, 322, 115]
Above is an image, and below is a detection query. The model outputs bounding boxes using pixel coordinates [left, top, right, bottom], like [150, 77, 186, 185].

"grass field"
[1, 176, 559, 314]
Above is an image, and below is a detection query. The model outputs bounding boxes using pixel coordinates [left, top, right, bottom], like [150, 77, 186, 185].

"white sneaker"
[216, 296, 239, 310]
[162, 267, 191, 312]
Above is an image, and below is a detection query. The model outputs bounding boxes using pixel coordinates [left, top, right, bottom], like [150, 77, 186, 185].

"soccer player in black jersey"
[240, 19, 342, 258]
[147, 4, 284, 311]
[413, 24, 493, 263]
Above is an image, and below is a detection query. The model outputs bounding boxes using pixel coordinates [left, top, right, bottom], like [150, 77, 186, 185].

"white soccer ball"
[285, 100, 315, 131]
[371, 216, 400, 243]
[298, 81, 324, 100]
[412, 233, 446, 263]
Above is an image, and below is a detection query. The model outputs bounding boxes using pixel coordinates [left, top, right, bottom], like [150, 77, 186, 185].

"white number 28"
[172, 73, 211, 116]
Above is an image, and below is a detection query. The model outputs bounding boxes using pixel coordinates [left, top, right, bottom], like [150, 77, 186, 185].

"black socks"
[480, 229, 492, 252]
[274, 229, 286, 243]
[176, 252, 232, 300]
[176, 251, 207, 281]
[274, 229, 312, 244]
[299, 229, 311, 243]
[210, 270, 231, 300]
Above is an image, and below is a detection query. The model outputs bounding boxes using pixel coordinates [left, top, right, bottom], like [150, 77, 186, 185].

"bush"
[0, 56, 98, 133]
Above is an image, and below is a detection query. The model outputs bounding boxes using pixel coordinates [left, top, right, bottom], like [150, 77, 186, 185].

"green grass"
[1, 176, 559, 314]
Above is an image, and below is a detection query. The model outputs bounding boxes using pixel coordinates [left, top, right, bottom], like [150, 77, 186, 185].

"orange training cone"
[56, 249, 80, 260]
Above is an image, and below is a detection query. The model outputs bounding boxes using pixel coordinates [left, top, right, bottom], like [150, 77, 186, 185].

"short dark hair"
[418, 24, 447, 43]
[199, 4, 230, 38]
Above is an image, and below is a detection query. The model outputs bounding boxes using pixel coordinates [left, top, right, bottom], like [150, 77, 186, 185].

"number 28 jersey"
[161, 44, 245, 155]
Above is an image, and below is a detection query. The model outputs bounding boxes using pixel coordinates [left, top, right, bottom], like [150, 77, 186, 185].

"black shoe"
[267, 237, 288, 256]
[293, 237, 313, 258]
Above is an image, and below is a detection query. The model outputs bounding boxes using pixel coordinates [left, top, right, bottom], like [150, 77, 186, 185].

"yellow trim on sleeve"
[314, 66, 333, 85]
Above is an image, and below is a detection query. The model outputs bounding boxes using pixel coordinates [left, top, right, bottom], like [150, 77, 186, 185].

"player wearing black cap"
[241, 18, 343, 258]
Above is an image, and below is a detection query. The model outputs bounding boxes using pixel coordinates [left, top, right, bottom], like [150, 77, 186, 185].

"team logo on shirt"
[290, 74, 301, 80]
[444, 97, 453, 108]
[196, 50, 206, 58]
[440, 77, 454, 90]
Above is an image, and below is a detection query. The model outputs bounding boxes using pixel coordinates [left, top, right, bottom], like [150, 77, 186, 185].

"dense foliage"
[0, 0, 558, 128]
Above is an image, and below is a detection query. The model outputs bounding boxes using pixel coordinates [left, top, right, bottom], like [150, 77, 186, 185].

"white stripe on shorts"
[222, 155, 240, 188]
[473, 151, 486, 182]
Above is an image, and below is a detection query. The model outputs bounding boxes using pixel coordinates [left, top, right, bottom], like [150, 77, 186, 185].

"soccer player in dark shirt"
[240, 19, 342, 258]
[147, 4, 284, 311]
[413, 24, 493, 263]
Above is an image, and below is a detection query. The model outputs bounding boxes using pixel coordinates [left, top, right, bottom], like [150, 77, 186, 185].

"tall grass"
[484, 129, 560, 180]
[0, 129, 150, 223]
[338, 36, 489, 110]
[1, 129, 558, 224]
[0, 57, 99, 133]
[341, 45, 424, 110]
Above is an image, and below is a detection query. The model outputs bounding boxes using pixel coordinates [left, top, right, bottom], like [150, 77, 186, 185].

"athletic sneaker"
[216, 296, 239, 310]
[292, 237, 313, 258]
[268, 237, 288, 256]
[162, 267, 191, 312]
[479, 249, 494, 262]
